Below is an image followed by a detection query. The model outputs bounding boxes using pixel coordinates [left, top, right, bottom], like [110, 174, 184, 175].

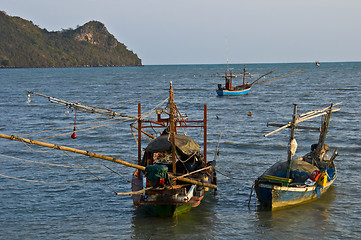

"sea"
[0, 62, 360, 239]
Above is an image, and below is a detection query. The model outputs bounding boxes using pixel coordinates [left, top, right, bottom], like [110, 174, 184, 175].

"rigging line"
[130, 125, 145, 156]
[62, 150, 118, 194]
[36, 117, 134, 141]
[21, 139, 54, 153]
[138, 97, 169, 119]
[20, 116, 128, 137]
[214, 168, 243, 180]
[142, 97, 169, 117]
[39, 101, 167, 141]
[214, 166, 232, 173]
[0, 153, 102, 169]
[0, 173, 99, 183]
[93, 158, 132, 184]
[255, 69, 306, 85]
[105, 92, 164, 106]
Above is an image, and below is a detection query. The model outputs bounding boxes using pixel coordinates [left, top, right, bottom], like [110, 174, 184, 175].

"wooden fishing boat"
[0, 82, 217, 217]
[216, 65, 273, 96]
[253, 103, 340, 209]
[131, 82, 217, 217]
[216, 65, 251, 96]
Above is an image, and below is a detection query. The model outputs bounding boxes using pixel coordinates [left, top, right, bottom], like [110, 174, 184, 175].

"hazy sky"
[2, 0, 361, 65]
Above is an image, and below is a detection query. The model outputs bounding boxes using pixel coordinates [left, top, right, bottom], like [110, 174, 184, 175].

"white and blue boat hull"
[216, 87, 251, 96]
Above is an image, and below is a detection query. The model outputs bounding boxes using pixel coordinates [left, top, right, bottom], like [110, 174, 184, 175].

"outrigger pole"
[264, 102, 341, 137]
[0, 133, 217, 189]
[26, 90, 137, 119]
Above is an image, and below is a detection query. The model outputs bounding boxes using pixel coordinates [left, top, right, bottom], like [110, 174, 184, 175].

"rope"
[0, 153, 101, 169]
[140, 97, 169, 119]
[214, 167, 243, 180]
[20, 116, 129, 138]
[35, 95, 167, 140]
[21, 139, 54, 153]
[93, 157, 132, 184]
[248, 181, 255, 208]
[130, 126, 144, 156]
[61, 151, 118, 194]
[255, 69, 306, 85]
[0, 173, 98, 183]
[37, 117, 133, 140]
[0, 148, 129, 194]
[105, 92, 164, 107]
[23, 96, 168, 142]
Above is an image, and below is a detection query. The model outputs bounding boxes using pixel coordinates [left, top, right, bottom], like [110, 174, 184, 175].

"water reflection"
[253, 186, 337, 239]
[130, 195, 218, 239]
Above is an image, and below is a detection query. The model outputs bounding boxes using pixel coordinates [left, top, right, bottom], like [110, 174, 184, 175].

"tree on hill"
[0, 11, 142, 68]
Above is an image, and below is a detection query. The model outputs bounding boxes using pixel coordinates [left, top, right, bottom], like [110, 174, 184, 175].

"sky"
[2, 0, 361, 65]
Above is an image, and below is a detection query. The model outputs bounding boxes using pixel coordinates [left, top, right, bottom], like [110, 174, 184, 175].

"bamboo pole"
[172, 166, 212, 181]
[267, 123, 320, 131]
[1, 133, 146, 170]
[297, 108, 340, 124]
[249, 71, 274, 86]
[264, 123, 291, 137]
[298, 102, 342, 118]
[0, 133, 217, 189]
[265, 103, 341, 137]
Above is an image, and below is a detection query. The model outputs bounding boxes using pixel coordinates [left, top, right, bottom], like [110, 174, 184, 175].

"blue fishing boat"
[216, 65, 273, 96]
[216, 85, 251, 96]
[253, 103, 341, 209]
[216, 65, 251, 96]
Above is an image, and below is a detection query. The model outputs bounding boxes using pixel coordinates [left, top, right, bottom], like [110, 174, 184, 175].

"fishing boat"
[252, 103, 340, 209]
[0, 82, 217, 217]
[216, 65, 273, 96]
[216, 65, 251, 96]
[131, 82, 217, 216]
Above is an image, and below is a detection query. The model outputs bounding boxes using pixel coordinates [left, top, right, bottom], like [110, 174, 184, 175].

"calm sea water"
[0, 63, 360, 239]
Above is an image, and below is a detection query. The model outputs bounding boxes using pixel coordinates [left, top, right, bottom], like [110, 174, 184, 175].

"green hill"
[0, 11, 142, 68]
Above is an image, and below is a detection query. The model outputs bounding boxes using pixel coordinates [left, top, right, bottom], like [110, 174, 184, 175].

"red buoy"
[71, 108, 78, 139]
[71, 132, 77, 139]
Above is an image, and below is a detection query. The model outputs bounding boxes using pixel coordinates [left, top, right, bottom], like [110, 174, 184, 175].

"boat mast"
[203, 104, 207, 165]
[137, 103, 142, 164]
[286, 104, 298, 179]
[169, 82, 177, 174]
[314, 104, 333, 160]
[243, 65, 246, 85]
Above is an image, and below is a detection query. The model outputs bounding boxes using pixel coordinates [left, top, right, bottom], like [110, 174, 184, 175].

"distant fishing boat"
[252, 103, 341, 209]
[216, 65, 273, 96]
